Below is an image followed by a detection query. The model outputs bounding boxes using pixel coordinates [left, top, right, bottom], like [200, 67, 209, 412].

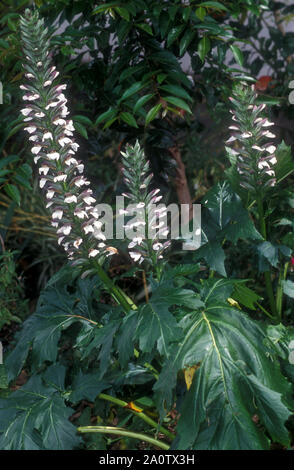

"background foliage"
[0, 0, 294, 451]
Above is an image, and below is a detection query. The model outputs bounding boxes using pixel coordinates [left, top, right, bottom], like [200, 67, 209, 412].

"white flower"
[71, 143, 79, 152]
[24, 126, 37, 134]
[21, 107, 33, 116]
[39, 178, 47, 189]
[73, 238, 83, 249]
[44, 80, 52, 87]
[74, 176, 90, 187]
[29, 135, 39, 142]
[153, 242, 163, 251]
[46, 189, 55, 199]
[39, 165, 50, 175]
[83, 195, 96, 205]
[65, 120, 75, 131]
[265, 145, 276, 154]
[64, 194, 77, 204]
[23, 93, 40, 101]
[94, 231, 106, 241]
[56, 84, 67, 92]
[74, 208, 88, 219]
[88, 249, 100, 258]
[35, 112, 45, 118]
[262, 131, 276, 139]
[57, 224, 72, 235]
[42, 132, 53, 141]
[252, 145, 265, 152]
[31, 145, 42, 154]
[37, 61, 42, 67]
[45, 101, 60, 109]
[58, 137, 72, 147]
[130, 252, 143, 262]
[52, 209, 63, 220]
[65, 157, 78, 166]
[83, 224, 94, 234]
[54, 174, 67, 182]
[47, 152, 60, 160]
[53, 118, 66, 126]
[261, 119, 274, 127]
[58, 236, 65, 245]
[152, 195, 163, 203]
[51, 70, 60, 80]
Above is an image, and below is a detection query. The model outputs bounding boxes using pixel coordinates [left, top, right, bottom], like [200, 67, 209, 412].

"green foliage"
[155, 278, 293, 450]
[194, 181, 262, 276]
[0, 250, 27, 329]
[1, 0, 294, 453]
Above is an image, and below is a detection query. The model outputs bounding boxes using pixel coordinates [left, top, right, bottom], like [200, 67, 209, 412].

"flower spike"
[19, 9, 116, 268]
[120, 141, 170, 278]
[226, 83, 277, 193]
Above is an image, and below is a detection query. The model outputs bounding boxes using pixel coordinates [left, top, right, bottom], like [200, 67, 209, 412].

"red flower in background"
[255, 76, 273, 92]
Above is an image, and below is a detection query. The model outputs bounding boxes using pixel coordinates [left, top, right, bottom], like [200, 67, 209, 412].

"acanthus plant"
[226, 83, 294, 322]
[0, 9, 294, 451]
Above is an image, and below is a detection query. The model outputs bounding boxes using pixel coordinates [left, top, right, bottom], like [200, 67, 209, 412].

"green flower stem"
[77, 426, 170, 450]
[276, 261, 289, 320]
[92, 263, 161, 379]
[93, 261, 137, 313]
[98, 393, 175, 441]
[257, 197, 277, 319]
[255, 301, 275, 321]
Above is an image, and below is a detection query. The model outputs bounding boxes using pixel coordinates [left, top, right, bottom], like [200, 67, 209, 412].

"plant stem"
[77, 426, 170, 450]
[98, 393, 175, 441]
[93, 261, 137, 313]
[276, 261, 289, 320]
[255, 301, 275, 320]
[256, 197, 277, 319]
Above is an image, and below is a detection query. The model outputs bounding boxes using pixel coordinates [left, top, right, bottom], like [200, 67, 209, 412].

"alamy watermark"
[94, 196, 201, 250]
[289, 80, 294, 104]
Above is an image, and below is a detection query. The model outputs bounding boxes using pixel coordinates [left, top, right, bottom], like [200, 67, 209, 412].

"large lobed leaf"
[154, 279, 294, 450]
[0, 374, 81, 450]
[194, 181, 262, 276]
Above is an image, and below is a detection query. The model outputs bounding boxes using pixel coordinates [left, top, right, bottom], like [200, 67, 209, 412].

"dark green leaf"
[74, 122, 88, 139]
[164, 95, 192, 114]
[133, 94, 154, 113]
[230, 45, 244, 67]
[4, 184, 20, 205]
[115, 7, 130, 21]
[145, 103, 162, 126]
[120, 111, 138, 128]
[70, 372, 109, 403]
[195, 7, 206, 21]
[167, 25, 185, 47]
[120, 81, 146, 101]
[155, 279, 293, 450]
[198, 1, 228, 11]
[198, 36, 211, 62]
